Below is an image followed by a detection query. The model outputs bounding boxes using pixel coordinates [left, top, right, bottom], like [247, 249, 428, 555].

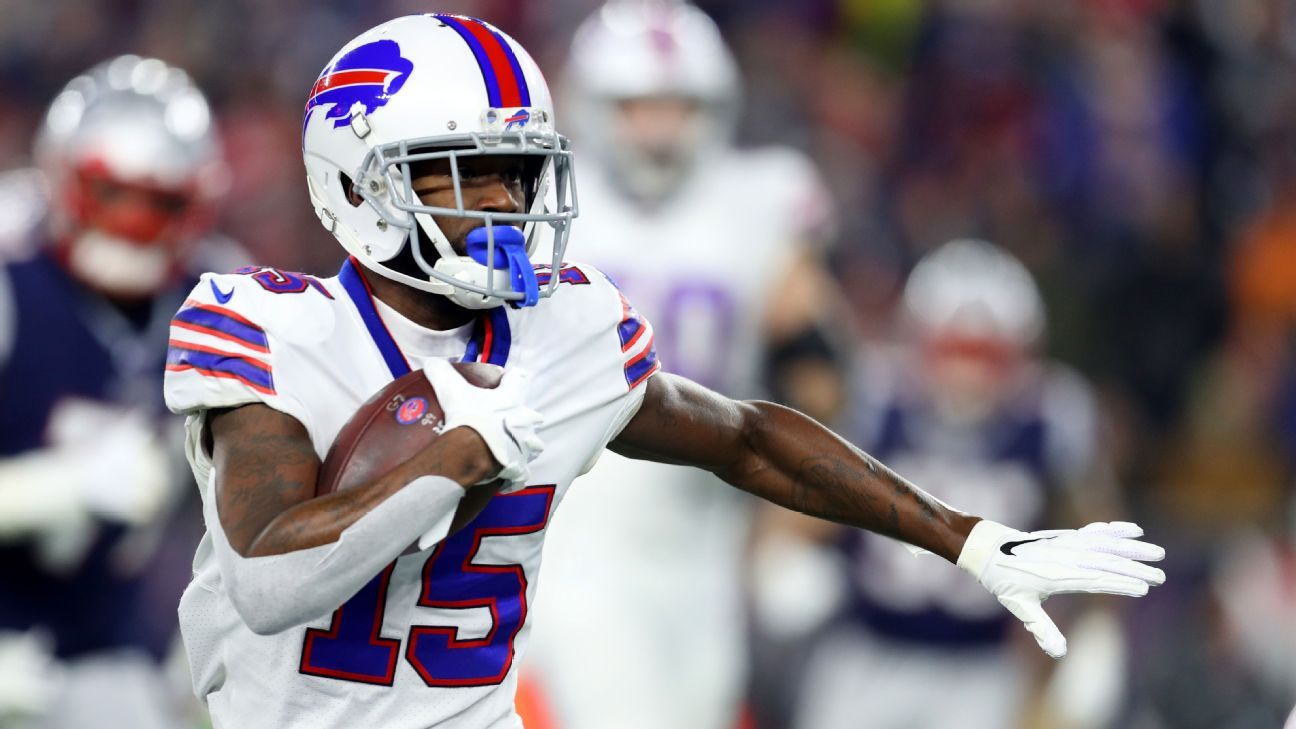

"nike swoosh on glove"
[957, 520, 1165, 658]
[423, 358, 545, 491]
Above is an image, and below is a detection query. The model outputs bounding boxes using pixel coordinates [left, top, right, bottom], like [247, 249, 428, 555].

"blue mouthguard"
[465, 226, 539, 307]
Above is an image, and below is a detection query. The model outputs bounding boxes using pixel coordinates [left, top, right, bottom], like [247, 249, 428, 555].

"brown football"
[316, 361, 506, 552]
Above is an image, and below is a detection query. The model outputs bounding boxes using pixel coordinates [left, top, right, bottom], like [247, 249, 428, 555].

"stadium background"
[2, 0, 1295, 727]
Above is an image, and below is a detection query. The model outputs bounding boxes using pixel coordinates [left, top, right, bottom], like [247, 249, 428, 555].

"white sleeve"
[550, 266, 661, 476]
[205, 471, 466, 636]
[163, 273, 310, 431]
[164, 274, 277, 413]
[608, 279, 662, 392]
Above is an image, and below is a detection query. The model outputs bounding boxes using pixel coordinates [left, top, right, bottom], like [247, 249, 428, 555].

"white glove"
[0, 630, 61, 721]
[957, 519, 1165, 659]
[423, 359, 544, 489]
[75, 411, 171, 524]
[0, 410, 169, 536]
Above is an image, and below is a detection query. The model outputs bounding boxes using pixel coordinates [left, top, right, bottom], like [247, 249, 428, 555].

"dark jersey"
[0, 248, 193, 659]
[835, 349, 1097, 649]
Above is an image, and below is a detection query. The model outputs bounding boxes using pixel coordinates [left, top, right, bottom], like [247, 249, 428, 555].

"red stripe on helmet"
[309, 69, 394, 100]
[452, 18, 526, 107]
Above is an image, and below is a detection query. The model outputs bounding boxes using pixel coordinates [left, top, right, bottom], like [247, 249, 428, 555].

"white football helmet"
[902, 239, 1045, 421]
[903, 238, 1045, 349]
[34, 55, 226, 299]
[303, 14, 577, 309]
[565, 1, 740, 202]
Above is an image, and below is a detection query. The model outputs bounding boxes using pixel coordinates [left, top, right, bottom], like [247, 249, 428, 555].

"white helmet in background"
[902, 239, 1045, 420]
[904, 238, 1045, 349]
[566, 0, 740, 203]
[303, 14, 576, 309]
[35, 55, 227, 299]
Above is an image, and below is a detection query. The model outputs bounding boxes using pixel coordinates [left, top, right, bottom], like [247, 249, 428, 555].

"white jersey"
[525, 147, 829, 729]
[568, 146, 831, 396]
[163, 259, 658, 729]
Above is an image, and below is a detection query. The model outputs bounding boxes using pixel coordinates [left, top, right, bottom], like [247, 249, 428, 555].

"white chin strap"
[67, 231, 170, 298]
[365, 220, 537, 310]
[432, 256, 521, 310]
[357, 254, 518, 311]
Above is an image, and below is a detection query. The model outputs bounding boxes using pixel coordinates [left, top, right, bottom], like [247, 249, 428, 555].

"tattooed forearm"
[611, 374, 979, 563]
[245, 429, 490, 557]
[728, 402, 977, 562]
[788, 452, 942, 544]
[211, 406, 320, 554]
[869, 450, 939, 524]
[790, 456, 883, 522]
[210, 404, 493, 558]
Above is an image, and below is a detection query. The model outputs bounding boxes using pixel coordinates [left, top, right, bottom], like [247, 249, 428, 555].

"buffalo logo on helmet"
[504, 109, 530, 130]
[303, 39, 414, 137]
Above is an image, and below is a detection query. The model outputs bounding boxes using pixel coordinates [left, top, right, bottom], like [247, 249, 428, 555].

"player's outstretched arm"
[610, 373, 1165, 657]
[611, 373, 977, 560]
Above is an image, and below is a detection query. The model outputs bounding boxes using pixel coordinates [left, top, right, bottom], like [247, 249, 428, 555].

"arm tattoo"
[611, 373, 976, 561]
[740, 402, 970, 559]
[790, 456, 883, 522]
[212, 404, 492, 558]
[212, 406, 320, 555]
[790, 453, 936, 541]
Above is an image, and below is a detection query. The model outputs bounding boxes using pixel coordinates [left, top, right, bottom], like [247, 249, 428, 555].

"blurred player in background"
[0, 56, 235, 729]
[755, 239, 1123, 729]
[525, 3, 841, 728]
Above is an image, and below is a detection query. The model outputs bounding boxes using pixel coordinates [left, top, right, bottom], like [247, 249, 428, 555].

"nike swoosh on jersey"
[210, 280, 235, 304]
[1000, 536, 1056, 556]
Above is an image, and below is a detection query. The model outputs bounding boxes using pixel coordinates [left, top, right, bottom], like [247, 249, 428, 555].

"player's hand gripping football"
[957, 520, 1165, 659]
[423, 358, 544, 490]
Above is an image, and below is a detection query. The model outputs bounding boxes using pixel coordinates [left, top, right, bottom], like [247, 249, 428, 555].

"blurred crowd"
[1, 0, 1295, 728]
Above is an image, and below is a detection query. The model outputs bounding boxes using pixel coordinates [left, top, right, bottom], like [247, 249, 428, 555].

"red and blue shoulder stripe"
[165, 339, 276, 396]
[169, 297, 276, 395]
[615, 293, 660, 389]
[172, 299, 269, 353]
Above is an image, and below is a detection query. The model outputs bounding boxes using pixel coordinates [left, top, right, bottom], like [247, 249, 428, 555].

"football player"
[523, 4, 842, 729]
[769, 240, 1123, 729]
[0, 56, 231, 728]
[163, 15, 1166, 729]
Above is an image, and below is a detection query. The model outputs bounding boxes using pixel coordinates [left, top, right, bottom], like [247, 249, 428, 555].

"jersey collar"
[339, 258, 511, 379]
